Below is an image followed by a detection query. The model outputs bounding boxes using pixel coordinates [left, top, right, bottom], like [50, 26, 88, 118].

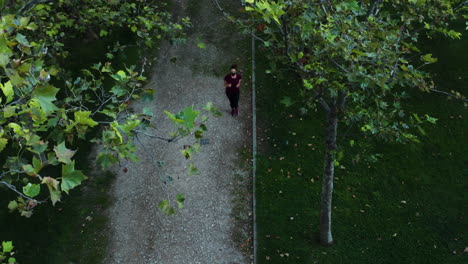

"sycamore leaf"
[158, 200, 176, 215]
[421, 53, 437, 63]
[0, 81, 14, 103]
[188, 163, 199, 175]
[47, 185, 61, 205]
[23, 183, 40, 198]
[7, 200, 18, 211]
[280, 96, 293, 107]
[0, 137, 7, 153]
[61, 161, 87, 194]
[97, 153, 118, 169]
[32, 156, 42, 172]
[16, 33, 31, 47]
[158, 200, 169, 210]
[32, 84, 59, 114]
[176, 194, 185, 208]
[182, 107, 200, 129]
[197, 42, 206, 49]
[53, 142, 76, 164]
[41, 176, 60, 190]
[22, 164, 37, 176]
[2, 241, 13, 253]
[74, 111, 98, 127]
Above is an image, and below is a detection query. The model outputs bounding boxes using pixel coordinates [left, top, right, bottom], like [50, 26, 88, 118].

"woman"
[224, 64, 242, 116]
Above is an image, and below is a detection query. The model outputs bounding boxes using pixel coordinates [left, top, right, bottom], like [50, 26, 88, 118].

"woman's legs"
[232, 91, 240, 116]
[226, 90, 235, 115]
[226, 90, 240, 116]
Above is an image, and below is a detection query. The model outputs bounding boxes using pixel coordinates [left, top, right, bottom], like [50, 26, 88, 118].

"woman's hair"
[230, 64, 237, 70]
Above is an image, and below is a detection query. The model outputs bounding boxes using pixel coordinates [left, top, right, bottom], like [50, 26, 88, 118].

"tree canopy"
[244, 0, 467, 245]
[0, 0, 222, 227]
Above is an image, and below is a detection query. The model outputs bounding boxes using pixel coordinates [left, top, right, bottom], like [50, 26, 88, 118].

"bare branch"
[428, 88, 468, 102]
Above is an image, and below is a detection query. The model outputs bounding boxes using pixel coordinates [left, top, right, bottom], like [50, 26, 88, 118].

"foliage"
[245, 0, 467, 141]
[0, 0, 215, 221]
[0, 241, 15, 264]
[243, 0, 467, 245]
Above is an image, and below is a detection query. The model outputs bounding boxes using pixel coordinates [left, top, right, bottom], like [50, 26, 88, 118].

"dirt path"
[104, 1, 252, 263]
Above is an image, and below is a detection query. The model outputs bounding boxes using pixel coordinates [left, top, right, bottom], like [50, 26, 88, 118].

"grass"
[255, 27, 467, 263]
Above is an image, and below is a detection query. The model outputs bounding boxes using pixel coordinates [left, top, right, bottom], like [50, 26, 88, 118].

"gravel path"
[104, 1, 252, 263]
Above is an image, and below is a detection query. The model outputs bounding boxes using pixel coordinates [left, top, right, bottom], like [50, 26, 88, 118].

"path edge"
[251, 27, 258, 264]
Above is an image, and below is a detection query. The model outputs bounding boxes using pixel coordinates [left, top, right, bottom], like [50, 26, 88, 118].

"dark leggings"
[226, 89, 240, 108]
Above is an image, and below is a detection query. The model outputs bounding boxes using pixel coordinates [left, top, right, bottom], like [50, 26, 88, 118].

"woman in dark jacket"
[224, 64, 242, 116]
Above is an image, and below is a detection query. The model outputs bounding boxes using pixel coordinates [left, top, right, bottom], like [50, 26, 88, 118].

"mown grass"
[255, 27, 467, 263]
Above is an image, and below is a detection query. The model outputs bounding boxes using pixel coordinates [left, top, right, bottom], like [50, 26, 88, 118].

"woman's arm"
[236, 79, 242, 88]
[224, 80, 231, 87]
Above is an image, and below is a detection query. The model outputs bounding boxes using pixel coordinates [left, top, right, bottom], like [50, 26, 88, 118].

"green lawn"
[255, 28, 467, 263]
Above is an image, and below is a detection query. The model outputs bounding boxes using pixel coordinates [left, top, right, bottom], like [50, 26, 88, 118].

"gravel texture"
[103, 0, 252, 263]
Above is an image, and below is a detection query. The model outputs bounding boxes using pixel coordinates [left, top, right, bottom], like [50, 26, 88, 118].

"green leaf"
[16, 33, 31, 47]
[32, 85, 59, 114]
[158, 200, 169, 210]
[421, 53, 437, 63]
[425, 114, 438, 124]
[176, 194, 185, 208]
[188, 163, 199, 175]
[181, 107, 200, 129]
[0, 137, 7, 153]
[22, 164, 37, 176]
[118, 119, 141, 134]
[53, 142, 76, 164]
[32, 156, 43, 172]
[110, 85, 127, 96]
[74, 111, 98, 127]
[47, 185, 61, 205]
[111, 70, 127, 81]
[142, 107, 153, 117]
[0, 81, 14, 103]
[280, 96, 293, 107]
[99, 29, 108, 37]
[97, 153, 118, 169]
[23, 183, 40, 198]
[7, 201, 18, 211]
[0, 53, 10, 67]
[2, 241, 13, 253]
[42, 177, 61, 205]
[61, 161, 87, 194]
[197, 42, 206, 49]
[166, 207, 175, 215]
[41, 176, 60, 190]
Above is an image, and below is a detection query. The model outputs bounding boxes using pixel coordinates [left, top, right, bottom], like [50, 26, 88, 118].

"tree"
[244, 0, 467, 245]
[0, 0, 220, 219]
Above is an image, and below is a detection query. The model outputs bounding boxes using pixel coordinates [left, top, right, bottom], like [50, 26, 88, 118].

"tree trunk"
[320, 105, 338, 246]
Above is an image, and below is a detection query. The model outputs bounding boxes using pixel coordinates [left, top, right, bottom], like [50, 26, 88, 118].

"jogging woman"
[224, 64, 242, 116]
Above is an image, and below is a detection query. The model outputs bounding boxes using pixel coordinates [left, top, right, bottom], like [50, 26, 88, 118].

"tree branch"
[0, 181, 46, 203]
[428, 88, 468, 102]
[18, 0, 54, 15]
